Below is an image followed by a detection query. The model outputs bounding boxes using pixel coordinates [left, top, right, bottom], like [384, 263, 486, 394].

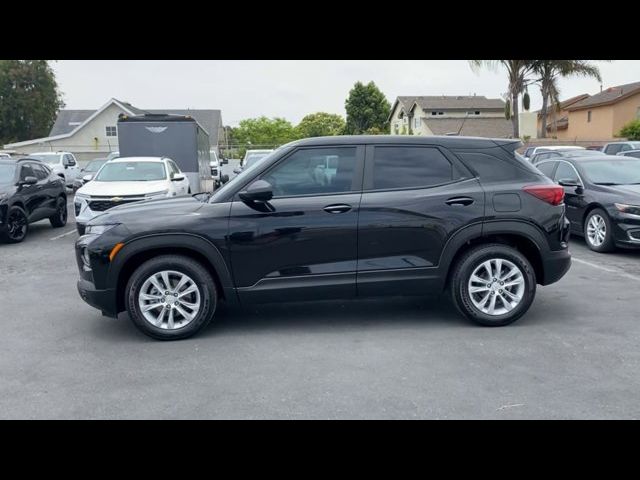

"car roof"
[245, 149, 274, 153]
[109, 156, 167, 163]
[560, 154, 639, 164]
[535, 145, 584, 151]
[282, 135, 522, 149]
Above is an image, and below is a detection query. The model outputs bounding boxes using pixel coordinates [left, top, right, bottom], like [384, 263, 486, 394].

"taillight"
[523, 184, 565, 206]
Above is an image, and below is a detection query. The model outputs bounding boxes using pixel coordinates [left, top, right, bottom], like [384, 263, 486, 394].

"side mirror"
[83, 174, 94, 182]
[171, 173, 186, 182]
[239, 179, 273, 203]
[20, 176, 38, 186]
[558, 178, 580, 188]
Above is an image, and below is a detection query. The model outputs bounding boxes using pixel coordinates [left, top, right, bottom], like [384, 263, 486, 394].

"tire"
[1, 206, 29, 244]
[125, 255, 217, 340]
[584, 208, 615, 253]
[49, 196, 68, 228]
[450, 244, 537, 327]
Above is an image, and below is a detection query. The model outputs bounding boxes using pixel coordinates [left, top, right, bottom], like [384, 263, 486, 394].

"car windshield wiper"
[594, 182, 621, 185]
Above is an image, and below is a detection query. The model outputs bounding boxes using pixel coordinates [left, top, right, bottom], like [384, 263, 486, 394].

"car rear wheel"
[49, 197, 68, 228]
[125, 255, 217, 340]
[584, 208, 615, 252]
[2, 206, 29, 243]
[450, 244, 537, 326]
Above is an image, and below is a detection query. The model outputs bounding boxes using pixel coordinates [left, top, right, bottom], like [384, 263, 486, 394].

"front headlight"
[614, 203, 640, 216]
[145, 190, 169, 199]
[85, 223, 119, 235]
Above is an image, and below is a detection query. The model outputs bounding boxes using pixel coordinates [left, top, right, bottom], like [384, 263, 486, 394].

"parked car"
[72, 158, 109, 189]
[0, 153, 11, 159]
[616, 149, 640, 159]
[209, 150, 229, 188]
[536, 155, 640, 252]
[234, 149, 275, 174]
[75, 136, 571, 340]
[0, 157, 67, 243]
[530, 148, 605, 165]
[74, 156, 190, 235]
[586, 145, 603, 151]
[522, 145, 584, 160]
[601, 141, 640, 156]
[29, 151, 81, 188]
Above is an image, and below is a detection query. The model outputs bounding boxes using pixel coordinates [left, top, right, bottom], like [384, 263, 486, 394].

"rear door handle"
[323, 204, 352, 214]
[445, 196, 474, 206]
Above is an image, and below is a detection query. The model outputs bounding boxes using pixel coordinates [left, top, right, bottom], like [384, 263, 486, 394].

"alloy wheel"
[467, 258, 525, 316]
[7, 210, 27, 241]
[587, 214, 606, 247]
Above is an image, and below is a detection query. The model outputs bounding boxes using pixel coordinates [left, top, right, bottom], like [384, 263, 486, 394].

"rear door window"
[371, 146, 456, 190]
[536, 161, 557, 178]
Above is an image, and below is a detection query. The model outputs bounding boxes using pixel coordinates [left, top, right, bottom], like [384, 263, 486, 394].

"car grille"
[87, 195, 145, 212]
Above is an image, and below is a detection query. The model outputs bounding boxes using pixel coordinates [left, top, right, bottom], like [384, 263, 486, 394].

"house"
[388, 95, 513, 138]
[536, 94, 590, 139]
[3, 98, 224, 163]
[537, 82, 640, 141]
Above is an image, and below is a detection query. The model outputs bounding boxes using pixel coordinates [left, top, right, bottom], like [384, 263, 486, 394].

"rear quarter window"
[454, 150, 543, 181]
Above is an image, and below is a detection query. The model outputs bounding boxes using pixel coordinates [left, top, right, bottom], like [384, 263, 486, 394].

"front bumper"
[77, 278, 118, 318]
[611, 214, 640, 249]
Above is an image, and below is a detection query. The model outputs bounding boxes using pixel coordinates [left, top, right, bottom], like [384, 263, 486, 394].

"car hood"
[600, 184, 640, 198]
[77, 180, 168, 197]
[86, 195, 207, 225]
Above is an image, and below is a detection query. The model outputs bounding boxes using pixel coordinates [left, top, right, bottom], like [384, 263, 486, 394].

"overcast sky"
[52, 60, 640, 127]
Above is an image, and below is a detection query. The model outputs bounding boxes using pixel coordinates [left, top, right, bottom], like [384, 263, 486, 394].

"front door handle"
[323, 204, 352, 214]
[445, 196, 474, 206]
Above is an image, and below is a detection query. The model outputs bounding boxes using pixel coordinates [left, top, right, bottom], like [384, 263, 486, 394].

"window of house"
[372, 147, 456, 190]
[431, 111, 437, 116]
[414, 118, 421, 129]
[105, 126, 117, 137]
[438, 111, 444, 115]
[262, 147, 357, 197]
[587, 111, 592, 123]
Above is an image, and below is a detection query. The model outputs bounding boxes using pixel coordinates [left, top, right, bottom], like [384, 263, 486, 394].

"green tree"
[470, 60, 537, 138]
[344, 81, 390, 135]
[533, 60, 604, 138]
[0, 60, 64, 145]
[617, 119, 640, 140]
[232, 116, 297, 157]
[295, 112, 345, 138]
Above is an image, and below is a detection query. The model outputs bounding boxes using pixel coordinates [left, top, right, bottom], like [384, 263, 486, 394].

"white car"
[30, 151, 81, 187]
[74, 156, 190, 234]
[522, 145, 584, 160]
[0, 153, 10, 158]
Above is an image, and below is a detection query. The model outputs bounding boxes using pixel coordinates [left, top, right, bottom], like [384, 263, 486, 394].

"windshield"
[580, 159, 640, 185]
[244, 153, 270, 168]
[0, 164, 16, 182]
[94, 162, 167, 182]
[210, 148, 286, 203]
[630, 142, 640, 150]
[31, 154, 61, 165]
[85, 159, 107, 172]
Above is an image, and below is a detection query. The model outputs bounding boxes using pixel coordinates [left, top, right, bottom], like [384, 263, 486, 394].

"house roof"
[5, 98, 222, 149]
[545, 116, 569, 131]
[536, 94, 590, 116]
[423, 117, 513, 138]
[567, 81, 640, 111]
[411, 96, 505, 111]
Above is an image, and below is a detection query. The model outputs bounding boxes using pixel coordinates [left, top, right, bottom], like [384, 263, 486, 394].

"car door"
[227, 145, 364, 303]
[357, 144, 484, 296]
[64, 154, 79, 182]
[31, 162, 57, 216]
[17, 163, 43, 221]
[553, 160, 585, 232]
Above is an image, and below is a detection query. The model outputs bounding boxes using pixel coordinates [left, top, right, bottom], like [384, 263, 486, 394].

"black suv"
[1, 158, 68, 243]
[75, 136, 571, 340]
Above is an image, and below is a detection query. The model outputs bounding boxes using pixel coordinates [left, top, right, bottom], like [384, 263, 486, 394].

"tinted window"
[623, 151, 640, 159]
[554, 162, 580, 183]
[536, 161, 557, 178]
[65, 154, 76, 166]
[263, 147, 356, 197]
[20, 164, 35, 180]
[456, 151, 539, 181]
[372, 147, 454, 190]
[32, 163, 49, 180]
[604, 144, 623, 155]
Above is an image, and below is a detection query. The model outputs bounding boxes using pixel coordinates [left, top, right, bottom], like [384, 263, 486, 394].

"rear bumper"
[77, 279, 118, 318]
[541, 248, 572, 285]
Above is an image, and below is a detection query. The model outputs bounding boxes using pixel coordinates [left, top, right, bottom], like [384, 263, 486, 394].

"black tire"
[1, 206, 29, 244]
[49, 196, 68, 228]
[125, 255, 217, 340]
[584, 208, 615, 253]
[450, 244, 537, 327]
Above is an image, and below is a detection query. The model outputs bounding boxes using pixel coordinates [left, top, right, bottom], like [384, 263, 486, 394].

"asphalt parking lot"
[1, 196, 640, 419]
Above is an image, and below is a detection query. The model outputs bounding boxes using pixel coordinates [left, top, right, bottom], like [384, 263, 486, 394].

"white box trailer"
[117, 114, 213, 193]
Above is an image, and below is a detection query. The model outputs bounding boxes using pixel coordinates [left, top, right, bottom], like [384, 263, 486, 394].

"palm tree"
[534, 60, 603, 138]
[469, 60, 538, 138]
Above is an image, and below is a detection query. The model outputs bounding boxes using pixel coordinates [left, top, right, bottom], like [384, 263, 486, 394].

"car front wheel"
[584, 208, 615, 252]
[125, 255, 217, 340]
[450, 244, 536, 326]
[2, 206, 29, 243]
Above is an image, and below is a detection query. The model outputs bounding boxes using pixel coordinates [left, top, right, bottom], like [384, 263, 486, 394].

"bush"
[617, 119, 640, 140]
